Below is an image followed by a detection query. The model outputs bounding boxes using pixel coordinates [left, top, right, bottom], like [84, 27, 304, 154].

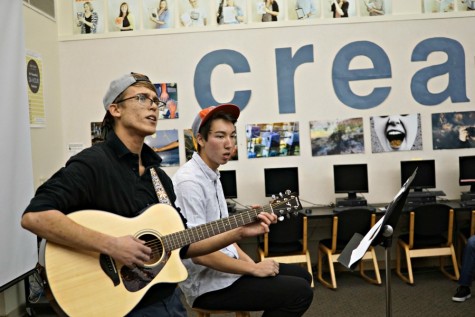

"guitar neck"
[163, 206, 264, 251]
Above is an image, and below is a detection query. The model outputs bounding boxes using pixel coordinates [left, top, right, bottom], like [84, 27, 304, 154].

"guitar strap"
[150, 167, 172, 205]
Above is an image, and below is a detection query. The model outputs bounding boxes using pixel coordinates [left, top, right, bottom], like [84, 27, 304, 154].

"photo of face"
[432, 111, 475, 150]
[371, 114, 422, 152]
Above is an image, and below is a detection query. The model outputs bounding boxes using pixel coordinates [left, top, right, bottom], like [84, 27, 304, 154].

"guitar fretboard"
[163, 203, 279, 251]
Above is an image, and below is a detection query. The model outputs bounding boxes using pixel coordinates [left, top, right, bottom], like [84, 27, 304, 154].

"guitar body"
[45, 204, 188, 317]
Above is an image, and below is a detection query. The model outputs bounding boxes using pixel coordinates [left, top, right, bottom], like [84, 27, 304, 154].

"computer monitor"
[264, 167, 299, 197]
[459, 155, 475, 193]
[219, 170, 237, 199]
[400, 159, 436, 192]
[333, 164, 369, 200]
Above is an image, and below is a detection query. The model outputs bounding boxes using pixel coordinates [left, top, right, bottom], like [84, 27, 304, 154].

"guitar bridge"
[99, 254, 120, 286]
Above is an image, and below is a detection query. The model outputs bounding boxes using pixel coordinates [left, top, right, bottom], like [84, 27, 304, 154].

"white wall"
[56, 15, 475, 208]
[0, 4, 63, 317]
[4, 1, 475, 315]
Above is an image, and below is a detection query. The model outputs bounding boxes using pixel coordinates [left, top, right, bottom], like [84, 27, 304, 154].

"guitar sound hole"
[137, 233, 163, 265]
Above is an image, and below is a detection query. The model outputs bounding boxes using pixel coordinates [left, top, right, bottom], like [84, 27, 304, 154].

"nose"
[150, 102, 158, 111]
[387, 116, 401, 126]
[224, 136, 234, 149]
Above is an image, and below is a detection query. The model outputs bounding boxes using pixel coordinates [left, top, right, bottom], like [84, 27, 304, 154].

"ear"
[196, 133, 205, 148]
[108, 103, 121, 119]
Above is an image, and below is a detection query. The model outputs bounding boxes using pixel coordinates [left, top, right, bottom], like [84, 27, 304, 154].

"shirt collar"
[192, 152, 219, 182]
[105, 130, 162, 166]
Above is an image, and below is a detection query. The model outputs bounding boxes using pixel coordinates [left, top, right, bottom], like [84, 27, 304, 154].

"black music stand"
[338, 170, 416, 317]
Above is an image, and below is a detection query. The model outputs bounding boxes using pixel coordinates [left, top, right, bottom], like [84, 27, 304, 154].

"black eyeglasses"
[116, 94, 160, 108]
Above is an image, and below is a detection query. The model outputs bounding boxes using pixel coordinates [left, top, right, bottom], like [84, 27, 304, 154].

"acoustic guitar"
[45, 192, 301, 316]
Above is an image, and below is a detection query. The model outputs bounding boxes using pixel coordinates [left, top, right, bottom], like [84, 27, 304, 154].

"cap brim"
[200, 104, 240, 128]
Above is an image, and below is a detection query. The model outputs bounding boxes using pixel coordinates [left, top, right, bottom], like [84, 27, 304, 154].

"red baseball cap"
[191, 104, 240, 137]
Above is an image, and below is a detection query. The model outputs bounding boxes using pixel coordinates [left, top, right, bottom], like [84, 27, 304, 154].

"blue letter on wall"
[194, 49, 251, 110]
[275, 45, 314, 114]
[411, 37, 469, 106]
[332, 41, 391, 110]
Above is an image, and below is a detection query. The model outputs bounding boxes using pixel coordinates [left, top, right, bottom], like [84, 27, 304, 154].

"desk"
[237, 200, 473, 265]
[300, 200, 470, 218]
[300, 203, 386, 218]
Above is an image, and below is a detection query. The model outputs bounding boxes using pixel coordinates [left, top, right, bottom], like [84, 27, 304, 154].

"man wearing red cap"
[21, 73, 276, 317]
[173, 104, 313, 316]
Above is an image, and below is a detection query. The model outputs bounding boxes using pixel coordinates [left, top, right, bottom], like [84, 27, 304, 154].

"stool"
[192, 307, 251, 317]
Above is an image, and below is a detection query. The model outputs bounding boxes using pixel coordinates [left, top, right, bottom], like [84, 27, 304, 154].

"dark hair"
[101, 72, 156, 139]
[119, 2, 129, 17]
[217, 0, 225, 24]
[196, 111, 237, 152]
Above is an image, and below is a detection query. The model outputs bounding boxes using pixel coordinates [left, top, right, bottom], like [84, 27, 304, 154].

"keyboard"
[333, 206, 376, 213]
[408, 190, 446, 198]
[460, 200, 475, 208]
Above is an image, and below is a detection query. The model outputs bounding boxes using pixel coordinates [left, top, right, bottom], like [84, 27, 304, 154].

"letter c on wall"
[194, 49, 251, 110]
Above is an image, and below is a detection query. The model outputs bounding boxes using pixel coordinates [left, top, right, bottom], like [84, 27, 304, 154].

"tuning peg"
[272, 194, 276, 200]
[285, 189, 291, 195]
[278, 216, 284, 221]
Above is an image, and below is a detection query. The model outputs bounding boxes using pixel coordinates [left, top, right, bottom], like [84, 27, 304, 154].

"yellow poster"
[26, 51, 45, 127]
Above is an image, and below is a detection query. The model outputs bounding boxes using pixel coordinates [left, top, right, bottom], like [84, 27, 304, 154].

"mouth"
[146, 115, 157, 123]
[386, 130, 405, 149]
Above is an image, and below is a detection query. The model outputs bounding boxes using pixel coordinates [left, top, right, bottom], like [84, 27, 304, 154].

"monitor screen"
[264, 167, 299, 197]
[400, 159, 436, 191]
[333, 164, 369, 199]
[459, 155, 475, 192]
[219, 170, 237, 199]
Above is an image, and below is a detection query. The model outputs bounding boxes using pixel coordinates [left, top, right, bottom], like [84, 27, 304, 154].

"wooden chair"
[317, 207, 381, 289]
[257, 213, 314, 288]
[396, 203, 460, 285]
[192, 308, 250, 317]
[456, 210, 475, 267]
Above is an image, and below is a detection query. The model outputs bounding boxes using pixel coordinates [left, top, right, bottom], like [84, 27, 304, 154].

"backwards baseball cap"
[102, 72, 154, 111]
[191, 104, 240, 137]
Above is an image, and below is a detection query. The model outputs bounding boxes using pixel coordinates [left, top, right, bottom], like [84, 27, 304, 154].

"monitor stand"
[336, 193, 367, 207]
[226, 200, 236, 213]
[461, 188, 475, 201]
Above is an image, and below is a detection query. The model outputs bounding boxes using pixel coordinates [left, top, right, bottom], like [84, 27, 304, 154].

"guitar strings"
[141, 195, 299, 255]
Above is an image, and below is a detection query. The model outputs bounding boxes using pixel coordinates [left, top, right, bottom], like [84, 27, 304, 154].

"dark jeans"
[459, 235, 475, 287]
[193, 263, 313, 317]
[125, 288, 187, 317]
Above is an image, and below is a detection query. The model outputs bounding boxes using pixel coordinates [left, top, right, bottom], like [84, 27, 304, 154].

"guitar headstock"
[270, 190, 302, 221]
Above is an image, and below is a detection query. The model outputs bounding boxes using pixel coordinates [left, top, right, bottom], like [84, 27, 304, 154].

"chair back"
[412, 203, 450, 236]
[267, 213, 303, 243]
[335, 208, 374, 243]
[265, 213, 304, 254]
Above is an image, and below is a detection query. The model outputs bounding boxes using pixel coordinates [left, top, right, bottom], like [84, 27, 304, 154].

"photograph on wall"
[26, 51, 46, 127]
[154, 83, 178, 119]
[457, 0, 475, 11]
[310, 117, 364, 156]
[288, 0, 320, 20]
[73, 0, 104, 34]
[432, 111, 475, 149]
[254, 0, 284, 22]
[359, 0, 390, 17]
[246, 122, 299, 158]
[184, 128, 238, 161]
[179, 0, 210, 27]
[422, 0, 455, 13]
[108, 0, 139, 32]
[370, 113, 422, 153]
[323, 0, 356, 18]
[91, 122, 103, 144]
[145, 129, 179, 166]
[216, 0, 247, 25]
[142, 0, 174, 30]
